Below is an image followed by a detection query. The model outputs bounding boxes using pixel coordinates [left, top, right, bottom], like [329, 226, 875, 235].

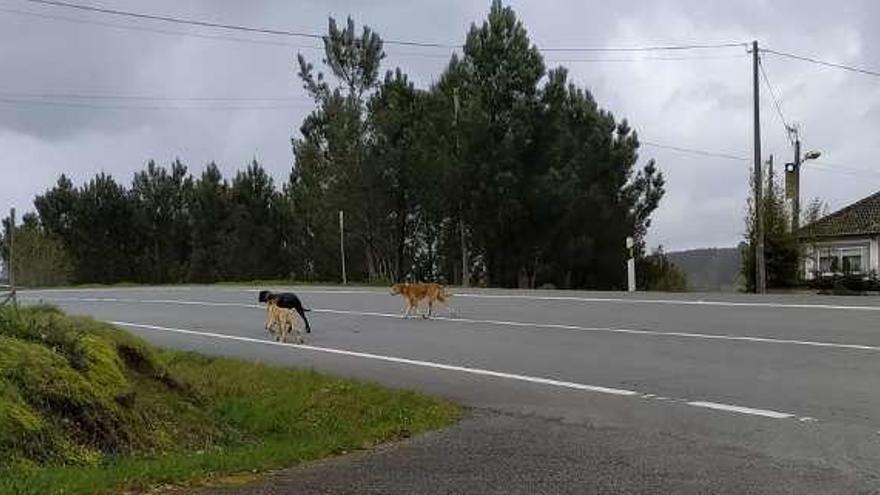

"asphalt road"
[21, 286, 880, 493]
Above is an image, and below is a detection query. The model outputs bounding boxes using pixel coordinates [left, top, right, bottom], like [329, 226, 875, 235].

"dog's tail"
[296, 308, 312, 333]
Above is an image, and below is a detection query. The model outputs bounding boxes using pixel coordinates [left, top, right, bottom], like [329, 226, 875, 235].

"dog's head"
[390, 283, 403, 295]
[258, 290, 272, 303]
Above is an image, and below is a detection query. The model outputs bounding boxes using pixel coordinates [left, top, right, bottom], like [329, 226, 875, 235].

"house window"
[841, 248, 864, 273]
[814, 245, 867, 275]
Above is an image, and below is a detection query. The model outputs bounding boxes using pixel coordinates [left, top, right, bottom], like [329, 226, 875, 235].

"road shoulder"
[195, 408, 874, 495]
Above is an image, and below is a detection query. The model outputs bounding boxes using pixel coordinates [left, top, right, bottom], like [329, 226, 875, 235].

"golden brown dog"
[265, 300, 304, 344]
[390, 282, 453, 318]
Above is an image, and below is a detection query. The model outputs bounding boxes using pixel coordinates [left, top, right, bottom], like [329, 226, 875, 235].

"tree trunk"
[365, 242, 376, 281]
[518, 266, 529, 289]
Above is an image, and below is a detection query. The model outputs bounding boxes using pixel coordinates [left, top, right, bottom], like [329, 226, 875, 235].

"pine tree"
[131, 160, 193, 283]
[189, 163, 232, 282]
[228, 160, 282, 280]
[294, 16, 387, 281]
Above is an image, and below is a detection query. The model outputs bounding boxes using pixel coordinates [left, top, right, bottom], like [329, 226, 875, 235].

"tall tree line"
[288, 1, 665, 289]
[8, 2, 670, 289]
[22, 160, 286, 285]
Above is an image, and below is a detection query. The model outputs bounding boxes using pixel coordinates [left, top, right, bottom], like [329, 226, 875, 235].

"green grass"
[0, 305, 460, 495]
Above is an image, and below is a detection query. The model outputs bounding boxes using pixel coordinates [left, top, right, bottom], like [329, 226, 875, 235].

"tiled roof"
[800, 191, 880, 239]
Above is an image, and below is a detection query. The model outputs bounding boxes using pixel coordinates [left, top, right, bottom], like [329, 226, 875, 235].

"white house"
[800, 191, 880, 279]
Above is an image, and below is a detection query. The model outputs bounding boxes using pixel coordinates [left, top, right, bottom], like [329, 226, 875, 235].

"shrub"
[806, 272, 880, 295]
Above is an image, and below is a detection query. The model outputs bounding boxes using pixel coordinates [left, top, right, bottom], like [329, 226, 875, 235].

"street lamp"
[785, 142, 822, 232]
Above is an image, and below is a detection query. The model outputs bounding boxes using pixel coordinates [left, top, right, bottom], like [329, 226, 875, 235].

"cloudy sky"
[1, 0, 879, 251]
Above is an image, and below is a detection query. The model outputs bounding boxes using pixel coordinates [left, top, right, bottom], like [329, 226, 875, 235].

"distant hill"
[667, 247, 741, 292]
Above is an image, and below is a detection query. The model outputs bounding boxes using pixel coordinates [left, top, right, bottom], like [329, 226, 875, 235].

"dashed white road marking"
[36, 296, 880, 353]
[23, 286, 880, 312]
[110, 320, 809, 422]
[685, 401, 794, 419]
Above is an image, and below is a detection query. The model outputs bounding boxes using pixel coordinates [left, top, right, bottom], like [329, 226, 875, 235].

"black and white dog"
[258, 290, 311, 333]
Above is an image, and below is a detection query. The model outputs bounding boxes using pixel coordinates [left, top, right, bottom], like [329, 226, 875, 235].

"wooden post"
[339, 210, 347, 285]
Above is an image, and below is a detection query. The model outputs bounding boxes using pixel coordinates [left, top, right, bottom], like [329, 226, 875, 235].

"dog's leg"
[295, 320, 304, 344]
[415, 298, 423, 318]
[291, 317, 302, 344]
[278, 319, 288, 343]
[284, 313, 294, 343]
[266, 308, 278, 339]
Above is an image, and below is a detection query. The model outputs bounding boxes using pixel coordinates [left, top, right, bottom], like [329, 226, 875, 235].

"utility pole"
[454, 87, 469, 287]
[6, 208, 15, 306]
[459, 218, 468, 287]
[339, 210, 347, 285]
[752, 40, 766, 294]
[786, 126, 802, 232]
[626, 236, 636, 292]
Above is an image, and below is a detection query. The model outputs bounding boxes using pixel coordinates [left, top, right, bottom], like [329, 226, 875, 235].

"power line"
[642, 139, 880, 180]
[0, 4, 748, 65]
[541, 42, 747, 53]
[0, 96, 309, 110]
[4, 89, 879, 181]
[0, 6, 323, 49]
[761, 48, 880, 79]
[5, 4, 876, 183]
[1, 5, 741, 63]
[21, 0, 459, 48]
[807, 163, 880, 179]
[809, 160, 880, 178]
[0, 90, 308, 102]
[640, 140, 749, 161]
[547, 54, 747, 63]
[19, 0, 318, 41]
[0, 7, 461, 60]
[18, 0, 748, 54]
[757, 56, 793, 144]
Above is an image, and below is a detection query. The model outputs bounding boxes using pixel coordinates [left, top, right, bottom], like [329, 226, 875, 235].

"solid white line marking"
[686, 401, 794, 419]
[110, 321, 637, 397]
[110, 320, 805, 421]
[29, 296, 880, 353]
[452, 292, 880, 312]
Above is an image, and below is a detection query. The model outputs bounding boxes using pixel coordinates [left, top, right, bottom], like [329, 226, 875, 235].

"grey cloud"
[1, 0, 878, 252]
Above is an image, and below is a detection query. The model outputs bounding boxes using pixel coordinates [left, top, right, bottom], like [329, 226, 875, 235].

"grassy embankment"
[0, 305, 459, 495]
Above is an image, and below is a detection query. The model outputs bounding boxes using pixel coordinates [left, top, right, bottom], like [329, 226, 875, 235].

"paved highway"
[22, 286, 880, 493]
